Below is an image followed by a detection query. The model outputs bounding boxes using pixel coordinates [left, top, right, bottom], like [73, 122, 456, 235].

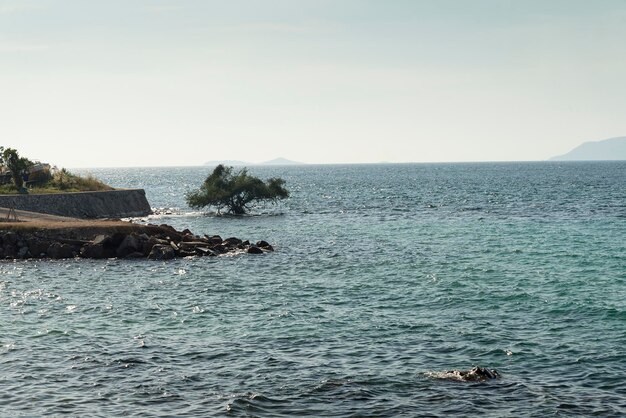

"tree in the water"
[186, 164, 289, 215]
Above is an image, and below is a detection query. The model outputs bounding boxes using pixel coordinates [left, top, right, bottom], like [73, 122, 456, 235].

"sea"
[1, 162, 625, 417]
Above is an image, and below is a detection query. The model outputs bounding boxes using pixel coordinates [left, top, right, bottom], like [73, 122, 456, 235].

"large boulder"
[247, 245, 264, 254]
[223, 237, 242, 246]
[116, 234, 142, 258]
[256, 240, 274, 251]
[26, 236, 51, 258]
[80, 243, 110, 259]
[148, 244, 175, 260]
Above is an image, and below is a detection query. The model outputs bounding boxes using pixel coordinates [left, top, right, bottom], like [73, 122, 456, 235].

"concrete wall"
[0, 189, 152, 219]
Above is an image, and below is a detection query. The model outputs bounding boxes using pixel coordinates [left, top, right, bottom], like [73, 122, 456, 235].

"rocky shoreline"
[0, 222, 274, 260]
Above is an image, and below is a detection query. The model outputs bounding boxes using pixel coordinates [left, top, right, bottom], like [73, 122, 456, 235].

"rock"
[159, 224, 176, 231]
[117, 234, 141, 258]
[3, 232, 18, 246]
[47, 243, 75, 259]
[439, 366, 501, 382]
[26, 236, 50, 257]
[80, 243, 109, 259]
[148, 244, 175, 260]
[223, 237, 242, 246]
[206, 235, 223, 245]
[0, 224, 271, 261]
[213, 244, 227, 254]
[195, 247, 219, 256]
[247, 245, 264, 254]
[181, 233, 197, 242]
[17, 246, 29, 258]
[144, 236, 169, 255]
[109, 233, 127, 248]
[178, 241, 211, 250]
[256, 240, 274, 251]
[92, 234, 109, 246]
[3, 244, 16, 258]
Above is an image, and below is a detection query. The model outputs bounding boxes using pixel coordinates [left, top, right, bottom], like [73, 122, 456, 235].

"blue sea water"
[1, 162, 625, 417]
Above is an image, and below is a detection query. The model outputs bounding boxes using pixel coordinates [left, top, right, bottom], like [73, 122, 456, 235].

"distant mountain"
[261, 157, 304, 165]
[550, 136, 626, 161]
[203, 157, 304, 166]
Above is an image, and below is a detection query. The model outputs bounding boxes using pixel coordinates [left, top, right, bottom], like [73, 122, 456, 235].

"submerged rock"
[429, 366, 501, 382]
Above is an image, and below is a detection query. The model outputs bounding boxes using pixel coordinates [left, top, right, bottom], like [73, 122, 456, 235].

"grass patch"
[0, 169, 113, 194]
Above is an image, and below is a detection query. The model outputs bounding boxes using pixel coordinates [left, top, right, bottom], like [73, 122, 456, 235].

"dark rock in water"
[159, 224, 178, 234]
[144, 236, 168, 255]
[223, 237, 242, 246]
[148, 244, 175, 260]
[256, 240, 274, 251]
[116, 234, 142, 258]
[247, 245, 264, 254]
[437, 366, 501, 382]
[1, 223, 272, 261]
[27, 237, 50, 258]
[195, 247, 219, 257]
[80, 243, 110, 259]
[181, 233, 197, 242]
[207, 235, 223, 245]
[178, 249, 198, 257]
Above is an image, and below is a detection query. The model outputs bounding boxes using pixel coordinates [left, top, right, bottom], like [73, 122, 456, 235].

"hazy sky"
[1, 0, 626, 167]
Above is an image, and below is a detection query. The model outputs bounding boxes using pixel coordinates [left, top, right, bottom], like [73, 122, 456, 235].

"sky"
[1, 0, 626, 167]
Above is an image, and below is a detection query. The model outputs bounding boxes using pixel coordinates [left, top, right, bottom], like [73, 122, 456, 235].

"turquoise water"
[1, 162, 625, 416]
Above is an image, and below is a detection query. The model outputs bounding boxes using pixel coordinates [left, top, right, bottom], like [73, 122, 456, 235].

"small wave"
[224, 392, 287, 415]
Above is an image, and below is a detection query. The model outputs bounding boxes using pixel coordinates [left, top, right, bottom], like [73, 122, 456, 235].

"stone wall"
[0, 189, 152, 219]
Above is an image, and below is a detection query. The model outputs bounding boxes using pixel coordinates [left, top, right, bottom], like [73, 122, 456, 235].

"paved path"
[0, 207, 84, 223]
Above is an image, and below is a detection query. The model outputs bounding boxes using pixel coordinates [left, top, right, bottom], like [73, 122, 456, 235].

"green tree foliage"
[0, 147, 33, 189]
[186, 164, 289, 215]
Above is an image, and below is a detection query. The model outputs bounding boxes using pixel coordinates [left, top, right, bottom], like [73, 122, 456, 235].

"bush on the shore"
[44, 168, 113, 192]
[0, 147, 112, 194]
[0, 147, 33, 189]
[186, 164, 289, 215]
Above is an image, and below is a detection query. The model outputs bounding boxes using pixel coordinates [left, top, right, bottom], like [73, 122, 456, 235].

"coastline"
[0, 207, 273, 260]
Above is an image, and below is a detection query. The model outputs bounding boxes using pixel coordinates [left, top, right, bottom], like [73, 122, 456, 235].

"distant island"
[204, 157, 304, 166]
[550, 136, 626, 161]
